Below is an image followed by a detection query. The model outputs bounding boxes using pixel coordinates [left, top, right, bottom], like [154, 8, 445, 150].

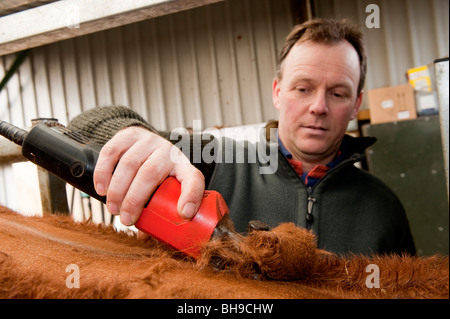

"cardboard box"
[407, 65, 433, 92]
[414, 90, 439, 115]
[406, 65, 439, 116]
[368, 83, 417, 124]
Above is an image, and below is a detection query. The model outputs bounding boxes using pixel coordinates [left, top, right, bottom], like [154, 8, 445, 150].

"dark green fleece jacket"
[68, 106, 416, 256]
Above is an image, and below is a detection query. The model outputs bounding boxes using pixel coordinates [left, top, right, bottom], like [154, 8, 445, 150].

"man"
[68, 18, 416, 256]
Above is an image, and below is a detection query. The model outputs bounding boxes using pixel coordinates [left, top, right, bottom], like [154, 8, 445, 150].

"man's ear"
[351, 91, 364, 120]
[272, 77, 281, 110]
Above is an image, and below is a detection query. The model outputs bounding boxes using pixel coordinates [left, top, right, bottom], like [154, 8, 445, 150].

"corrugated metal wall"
[1, 0, 448, 219]
[313, 0, 449, 108]
[0, 0, 293, 131]
[0, 0, 294, 216]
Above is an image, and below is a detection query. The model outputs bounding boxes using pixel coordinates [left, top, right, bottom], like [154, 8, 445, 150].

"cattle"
[0, 205, 447, 299]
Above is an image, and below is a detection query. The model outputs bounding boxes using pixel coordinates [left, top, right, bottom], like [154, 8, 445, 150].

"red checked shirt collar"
[278, 135, 344, 187]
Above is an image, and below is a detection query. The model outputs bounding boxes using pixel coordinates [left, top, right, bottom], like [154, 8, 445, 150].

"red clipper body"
[135, 177, 229, 259]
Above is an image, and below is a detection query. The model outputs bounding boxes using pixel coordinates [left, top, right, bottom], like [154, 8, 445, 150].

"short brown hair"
[276, 18, 367, 94]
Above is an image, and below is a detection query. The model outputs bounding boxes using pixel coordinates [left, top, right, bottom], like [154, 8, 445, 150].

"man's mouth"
[303, 125, 327, 131]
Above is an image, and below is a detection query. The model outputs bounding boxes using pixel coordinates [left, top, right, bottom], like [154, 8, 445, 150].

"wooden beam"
[37, 167, 70, 215]
[0, 0, 223, 56]
[0, 0, 56, 15]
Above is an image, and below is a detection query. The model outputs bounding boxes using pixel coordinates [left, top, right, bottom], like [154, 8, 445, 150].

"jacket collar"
[274, 127, 376, 163]
[340, 134, 377, 162]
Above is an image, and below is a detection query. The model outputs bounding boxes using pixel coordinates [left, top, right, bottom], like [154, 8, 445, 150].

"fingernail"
[181, 202, 196, 219]
[96, 183, 106, 196]
[107, 202, 119, 215]
[120, 211, 133, 226]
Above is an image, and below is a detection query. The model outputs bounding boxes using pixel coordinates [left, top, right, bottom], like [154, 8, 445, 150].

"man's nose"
[309, 92, 329, 115]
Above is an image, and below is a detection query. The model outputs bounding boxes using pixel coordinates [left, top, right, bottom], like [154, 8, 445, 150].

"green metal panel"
[363, 116, 449, 256]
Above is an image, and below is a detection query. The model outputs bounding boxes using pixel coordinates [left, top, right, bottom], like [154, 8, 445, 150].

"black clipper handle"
[21, 123, 106, 203]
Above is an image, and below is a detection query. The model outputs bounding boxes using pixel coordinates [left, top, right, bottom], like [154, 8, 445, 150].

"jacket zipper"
[303, 154, 361, 229]
[306, 187, 315, 229]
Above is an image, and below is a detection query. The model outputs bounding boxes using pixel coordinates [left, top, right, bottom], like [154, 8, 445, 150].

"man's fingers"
[173, 166, 205, 220]
[94, 139, 123, 197]
[105, 141, 153, 215]
[93, 125, 206, 229]
[93, 127, 149, 196]
[119, 147, 172, 225]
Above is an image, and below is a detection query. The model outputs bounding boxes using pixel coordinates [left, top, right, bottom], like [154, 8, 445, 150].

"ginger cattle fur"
[0, 205, 448, 299]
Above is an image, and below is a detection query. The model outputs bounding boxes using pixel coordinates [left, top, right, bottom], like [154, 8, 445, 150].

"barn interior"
[0, 0, 448, 304]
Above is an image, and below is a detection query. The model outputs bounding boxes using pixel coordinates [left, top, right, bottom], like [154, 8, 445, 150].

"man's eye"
[331, 92, 348, 99]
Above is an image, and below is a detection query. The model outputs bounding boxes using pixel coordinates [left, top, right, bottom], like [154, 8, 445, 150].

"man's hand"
[93, 126, 205, 228]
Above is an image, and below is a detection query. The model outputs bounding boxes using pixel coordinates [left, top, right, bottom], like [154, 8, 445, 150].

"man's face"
[273, 40, 363, 164]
